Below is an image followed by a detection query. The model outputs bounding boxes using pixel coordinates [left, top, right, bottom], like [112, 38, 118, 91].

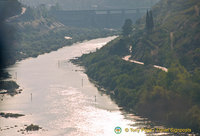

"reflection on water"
[0, 36, 168, 136]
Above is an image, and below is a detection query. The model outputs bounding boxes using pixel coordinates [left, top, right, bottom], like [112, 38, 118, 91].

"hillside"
[131, 0, 200, 71]
[0, 5, 116, 95]
[3, 5, 116, 66]
[75, 0, 200, 133]
[0, 0, 21, 67]
[0, 0, 22, 95]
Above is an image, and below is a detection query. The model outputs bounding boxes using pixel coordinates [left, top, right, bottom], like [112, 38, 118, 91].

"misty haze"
[0, 0, 200, 136]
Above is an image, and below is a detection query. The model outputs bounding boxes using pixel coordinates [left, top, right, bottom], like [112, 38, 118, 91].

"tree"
[146, 10, 150, 31]
[146, 10, 154, 33]
[122, 19, 133, 36]
[149, 10, 154, 30]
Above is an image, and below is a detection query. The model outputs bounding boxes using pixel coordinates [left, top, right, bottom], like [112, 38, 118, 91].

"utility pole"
[31, 93, 32, 102]
[82, 78, 83, 87]
[58, 60, 60, 68]
[15, 72, 17, 80]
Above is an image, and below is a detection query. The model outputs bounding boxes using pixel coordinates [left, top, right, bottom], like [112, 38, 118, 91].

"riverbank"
[0, 70, 20, 96]
[1, 37, 142, 136]
[74, 0, 200, 133]
[73, 36, 200, 134]
[0, 3, 118, 96]
[0, 26, 117, 96]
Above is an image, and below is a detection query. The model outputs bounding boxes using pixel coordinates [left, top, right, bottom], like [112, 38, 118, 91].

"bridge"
[51, 8, 150, 28]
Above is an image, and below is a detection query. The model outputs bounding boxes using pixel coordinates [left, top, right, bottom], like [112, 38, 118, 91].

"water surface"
[1, 37, 160, 136]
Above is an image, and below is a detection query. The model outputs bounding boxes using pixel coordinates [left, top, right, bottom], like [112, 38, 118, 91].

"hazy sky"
[18, 0, 160, 10]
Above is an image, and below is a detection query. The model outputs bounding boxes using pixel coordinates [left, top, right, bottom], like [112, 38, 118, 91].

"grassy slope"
[77, 0, 200, 132]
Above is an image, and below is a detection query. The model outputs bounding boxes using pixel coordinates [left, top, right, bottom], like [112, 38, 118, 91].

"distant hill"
[0, 3, 116, 95]
[3, 5, 116, 66]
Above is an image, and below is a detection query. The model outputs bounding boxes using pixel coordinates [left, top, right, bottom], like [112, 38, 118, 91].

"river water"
[1, 37, 165, 136]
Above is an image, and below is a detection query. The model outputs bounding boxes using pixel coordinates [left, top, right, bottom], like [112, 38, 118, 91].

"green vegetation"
[122, 19, 133, 36]
[15, 25, 115, 62]
[0, 80, 20, 95]
[25, 124, 41, 131]
[0, 112, 24, 118]
[0, 4, 118, 67]
[0, 4, 117, 97]
[8, 5, 117, 66]
[145, 10, 154, 33]
[76, 0, 200, 132]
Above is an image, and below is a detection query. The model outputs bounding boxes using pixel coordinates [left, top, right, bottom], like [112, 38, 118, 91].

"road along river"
[1, 36, 167, 136]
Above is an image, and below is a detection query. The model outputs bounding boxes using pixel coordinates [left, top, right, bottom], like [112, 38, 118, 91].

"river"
[1, 36, 165, 136]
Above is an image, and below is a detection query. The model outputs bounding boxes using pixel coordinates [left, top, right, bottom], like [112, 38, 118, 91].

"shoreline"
[71, 39, 200, 134]
[72, 59, 166, 125]
[73, 61, 199, 135]
[0, 35, 116, 97]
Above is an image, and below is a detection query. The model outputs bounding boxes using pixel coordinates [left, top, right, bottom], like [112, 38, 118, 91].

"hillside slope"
[0, 5, 116, 96]
[131, 0, 200, 71]
[3, 6, 116, 66]
[0, 0, 21, 67]
[76, 0, 200, 132]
